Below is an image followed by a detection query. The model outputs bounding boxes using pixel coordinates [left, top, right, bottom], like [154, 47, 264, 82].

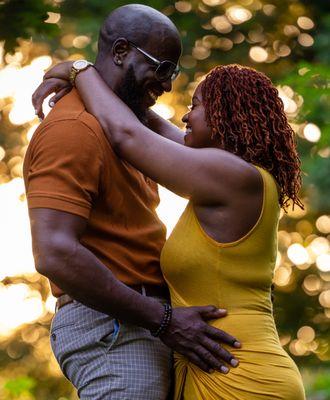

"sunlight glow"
[0, 283, 44, 337]
[0, 179, 35, 281]
[5, 56, 52, 125]
[157, 186, 188, 237]
[152, 103, 175, 120]
[0, 147, 5, 162]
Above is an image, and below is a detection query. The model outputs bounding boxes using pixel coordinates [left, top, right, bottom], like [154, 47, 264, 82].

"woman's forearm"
[74, 67, 185, 148]
[75, 67, 139, 147]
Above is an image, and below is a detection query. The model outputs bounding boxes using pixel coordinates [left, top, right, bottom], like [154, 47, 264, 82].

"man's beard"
[117, 65, 147, 124]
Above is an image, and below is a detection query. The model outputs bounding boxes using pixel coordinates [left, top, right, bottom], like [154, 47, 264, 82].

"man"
[26, 4, 239, 399]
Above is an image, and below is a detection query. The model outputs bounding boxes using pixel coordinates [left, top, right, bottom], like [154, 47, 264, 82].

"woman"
[33, 62, 305, 399]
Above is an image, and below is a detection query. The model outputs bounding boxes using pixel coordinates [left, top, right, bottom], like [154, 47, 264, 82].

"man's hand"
[32, 61, 73, 119]
[160, 305, 240, 373]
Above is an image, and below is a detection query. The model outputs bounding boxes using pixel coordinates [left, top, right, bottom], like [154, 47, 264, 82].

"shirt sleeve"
[24, 119, 104, 219]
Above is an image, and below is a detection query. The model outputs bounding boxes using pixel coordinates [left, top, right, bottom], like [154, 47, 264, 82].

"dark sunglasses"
[128, 41, 180, 82]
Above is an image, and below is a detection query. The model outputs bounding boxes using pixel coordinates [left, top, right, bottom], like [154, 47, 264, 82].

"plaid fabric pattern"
[50, 299, 173, 399]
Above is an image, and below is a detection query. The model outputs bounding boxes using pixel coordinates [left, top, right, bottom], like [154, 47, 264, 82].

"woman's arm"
[33, 63, 259, 205]
[75, 67, 258, 205]
[33, 62, 184, 143]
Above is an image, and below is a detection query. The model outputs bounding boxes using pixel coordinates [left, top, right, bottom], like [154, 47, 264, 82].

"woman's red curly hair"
[201, 64, 303, 210]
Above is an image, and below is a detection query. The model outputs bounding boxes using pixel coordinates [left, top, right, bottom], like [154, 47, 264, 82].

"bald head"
[94, 4, 182, 121]
[97, 4, 181, 58]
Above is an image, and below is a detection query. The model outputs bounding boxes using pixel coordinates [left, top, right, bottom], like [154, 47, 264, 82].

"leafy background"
[0, 0, 329, 399]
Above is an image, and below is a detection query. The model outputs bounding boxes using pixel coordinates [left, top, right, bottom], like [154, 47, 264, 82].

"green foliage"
[313, 371, 330, 394]
[0, 0, 58, 53]
[279, 63, 330, 213]
[4, 376, 36, 397]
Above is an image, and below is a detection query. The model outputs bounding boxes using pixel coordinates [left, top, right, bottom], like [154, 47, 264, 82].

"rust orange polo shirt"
[23, 89, 167, 297]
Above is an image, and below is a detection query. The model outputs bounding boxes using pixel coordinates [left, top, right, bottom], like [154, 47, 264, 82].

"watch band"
[69, 60, 93, 87]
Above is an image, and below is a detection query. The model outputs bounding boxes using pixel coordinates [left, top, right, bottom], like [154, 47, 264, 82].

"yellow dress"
[161, 166, 305, 400]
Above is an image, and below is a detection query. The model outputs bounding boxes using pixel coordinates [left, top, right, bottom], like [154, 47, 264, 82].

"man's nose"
[161, 78, 172, 92]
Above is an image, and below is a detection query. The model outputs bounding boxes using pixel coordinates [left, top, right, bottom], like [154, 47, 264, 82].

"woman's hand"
[32, 78, 71, 119]
[43, 60, 73, 81]
[32, 61, 73, 119]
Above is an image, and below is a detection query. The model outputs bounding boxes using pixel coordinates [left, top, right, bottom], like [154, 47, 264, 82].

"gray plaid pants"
[50, 298, 173, 399]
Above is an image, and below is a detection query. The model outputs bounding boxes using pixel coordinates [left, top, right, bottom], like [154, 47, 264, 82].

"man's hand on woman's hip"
[160, 305, 240, 374]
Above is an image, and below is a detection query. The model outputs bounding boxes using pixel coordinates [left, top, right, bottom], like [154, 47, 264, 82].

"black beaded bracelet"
[151, 303, 172, 337]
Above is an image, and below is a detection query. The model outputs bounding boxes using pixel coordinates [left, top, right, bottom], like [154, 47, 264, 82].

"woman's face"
[182, 83, 214, 148]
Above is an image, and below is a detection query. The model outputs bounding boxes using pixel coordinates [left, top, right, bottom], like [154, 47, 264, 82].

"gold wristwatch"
[69, 60, 93, 86]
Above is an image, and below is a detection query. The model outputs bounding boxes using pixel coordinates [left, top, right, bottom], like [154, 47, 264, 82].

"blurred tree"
[0, 0, 329, 398]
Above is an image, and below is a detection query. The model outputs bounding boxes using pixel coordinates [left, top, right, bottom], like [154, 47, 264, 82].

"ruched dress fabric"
[161, 166, 305, 400]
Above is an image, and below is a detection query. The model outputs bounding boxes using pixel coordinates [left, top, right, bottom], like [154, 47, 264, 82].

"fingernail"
[218, 309, 227, 313]
[221, 366, 229, 374]
[231, 359, 239, 367]
[234, 341, 241, 348]
[49, 101, 55, 107]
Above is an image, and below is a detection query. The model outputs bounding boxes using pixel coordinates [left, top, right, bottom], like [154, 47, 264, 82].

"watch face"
[73, 60, 88, 70]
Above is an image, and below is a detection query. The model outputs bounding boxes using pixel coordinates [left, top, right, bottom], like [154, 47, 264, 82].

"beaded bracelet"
[151, 303, 172, 337]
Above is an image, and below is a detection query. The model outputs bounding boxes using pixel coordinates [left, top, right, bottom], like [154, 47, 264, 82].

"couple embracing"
[25, 4, 306, 400]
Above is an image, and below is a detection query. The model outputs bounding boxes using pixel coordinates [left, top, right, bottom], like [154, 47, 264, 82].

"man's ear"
[112, 38, 129, 66]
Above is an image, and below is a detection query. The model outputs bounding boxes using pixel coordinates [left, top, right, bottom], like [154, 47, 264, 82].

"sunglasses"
[128, 41, 180, 82]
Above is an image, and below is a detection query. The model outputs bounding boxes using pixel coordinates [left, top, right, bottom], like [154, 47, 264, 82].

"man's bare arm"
[30, 208, 240, 373]
[30, 208, 164, 329]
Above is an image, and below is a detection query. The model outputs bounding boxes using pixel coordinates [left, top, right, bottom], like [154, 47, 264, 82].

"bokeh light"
[303, 123, 321, 142]
[298, 33, 314, 47]
[287, 243, 309, 265]
[316, 215, 330, 234]
[316, 254, 330, 272]
[226, 6, 252, 24]
[319, 290, 330, 308]
[211, 15, 233, 33]
[297, 16, 314, 30]
[297, 326, 315, 343]
[44, 12, 61, 24]
[303, 274, 322, 295]
[249, 46, 268, 62]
